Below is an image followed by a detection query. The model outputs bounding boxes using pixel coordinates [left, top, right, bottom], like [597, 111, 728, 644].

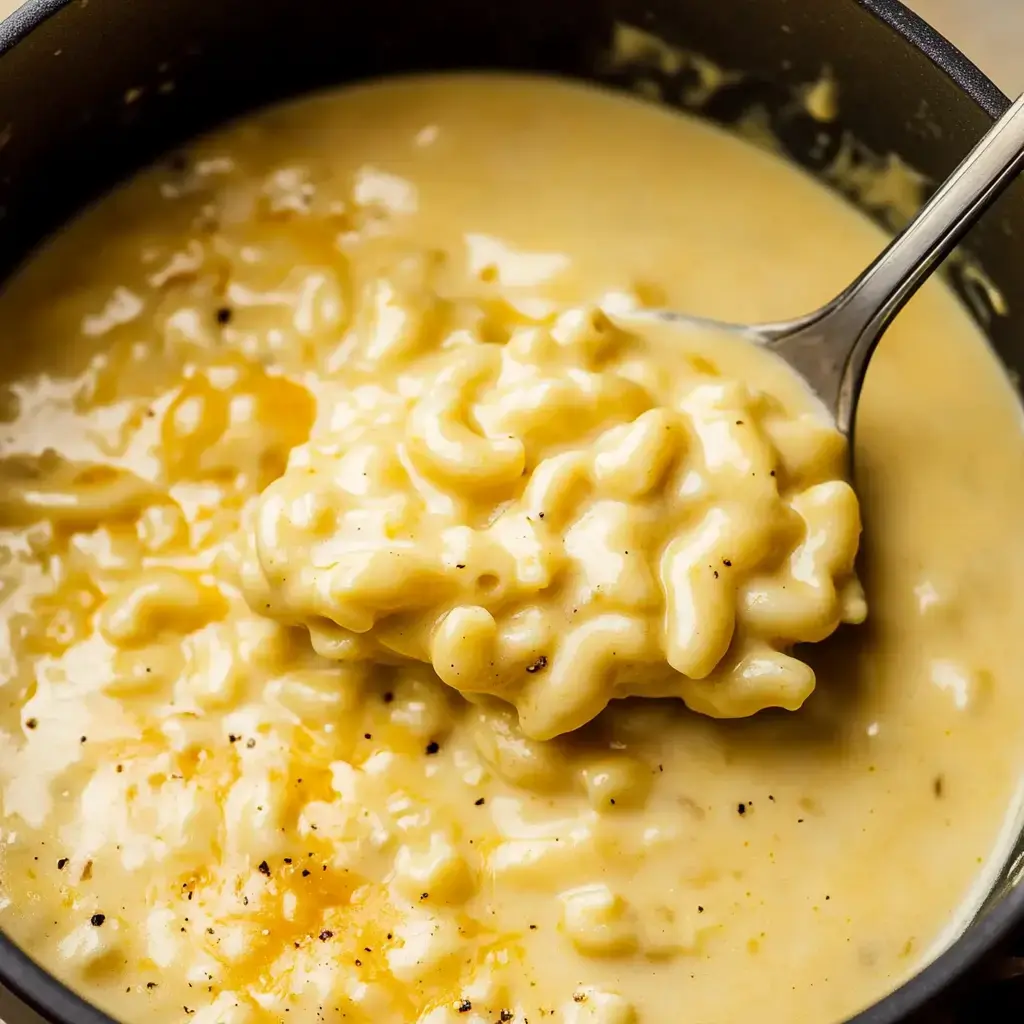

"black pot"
[0, 1, 1021, 1022]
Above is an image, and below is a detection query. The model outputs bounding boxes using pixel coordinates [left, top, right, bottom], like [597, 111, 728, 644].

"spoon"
[640, 92, 1024, 440]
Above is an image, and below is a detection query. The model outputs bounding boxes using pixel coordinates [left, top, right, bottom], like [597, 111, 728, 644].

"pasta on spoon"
[242, 286, 865, 738]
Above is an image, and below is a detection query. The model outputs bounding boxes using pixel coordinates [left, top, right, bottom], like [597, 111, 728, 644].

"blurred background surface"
[911, 0, 1022, 93]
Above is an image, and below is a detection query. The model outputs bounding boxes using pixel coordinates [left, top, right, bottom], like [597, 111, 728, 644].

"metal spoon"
[641, 92, 1024, 440]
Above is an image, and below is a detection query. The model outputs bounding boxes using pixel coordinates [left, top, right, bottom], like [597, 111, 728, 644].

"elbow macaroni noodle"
[243, 301, 865, 738]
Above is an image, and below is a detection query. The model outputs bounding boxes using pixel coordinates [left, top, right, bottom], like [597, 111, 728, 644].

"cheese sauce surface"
[0, 74, 1022, 1024]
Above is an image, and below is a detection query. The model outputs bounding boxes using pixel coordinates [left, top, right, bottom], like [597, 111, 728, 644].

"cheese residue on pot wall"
[608, 21, 1008, 326]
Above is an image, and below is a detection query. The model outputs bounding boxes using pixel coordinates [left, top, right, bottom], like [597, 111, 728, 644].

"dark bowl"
[0, 1, 1021, 1022]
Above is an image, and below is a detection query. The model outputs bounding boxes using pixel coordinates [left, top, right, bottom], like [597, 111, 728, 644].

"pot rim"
[0, 1, 1017, 1023]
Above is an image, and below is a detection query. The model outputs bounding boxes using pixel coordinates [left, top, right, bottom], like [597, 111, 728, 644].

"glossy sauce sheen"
[0, 75, 1022, 1024]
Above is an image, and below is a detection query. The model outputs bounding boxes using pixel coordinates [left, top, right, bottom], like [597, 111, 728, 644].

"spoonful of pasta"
[623, 91, 1024, 440]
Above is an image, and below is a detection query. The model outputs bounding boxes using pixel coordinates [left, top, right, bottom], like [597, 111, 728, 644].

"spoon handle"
[768, 91, 1024, 435]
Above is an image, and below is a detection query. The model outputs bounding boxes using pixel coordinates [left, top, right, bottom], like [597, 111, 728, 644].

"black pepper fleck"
[474, 797, 485, 806]
[722, 558, 732, 567]
[57, 858, 68, 870]
[933, 775, 945, 798]
[215, 307, 233, 325]
[91, 913, 106, 926]
[500, 1012, 514, 1022]
[258, 860, 271, 876]
[246, 738, 256, 749]
[738, 803, 747, 815]
[425, 741, 440, 755]
[319, 930, 333, 941]
[302, 869, 311, 877]
[525, 655, 548, 674]
[25, 718, 37, 730]
[383, 692, 394, 703]
[458, 1000, 472, 1013]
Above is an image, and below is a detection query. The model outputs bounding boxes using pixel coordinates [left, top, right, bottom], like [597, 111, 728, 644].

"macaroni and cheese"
[242, 301, 865, 738]
[0, 75, 1022, 1024]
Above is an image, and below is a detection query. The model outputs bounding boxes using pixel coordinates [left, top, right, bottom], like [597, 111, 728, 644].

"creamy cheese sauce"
[0, 74, 1023, 1024]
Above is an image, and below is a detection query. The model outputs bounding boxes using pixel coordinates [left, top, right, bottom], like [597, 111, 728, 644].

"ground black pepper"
[57, 858, 67, 870]
[458, 1000, 472, 1013]
[258, 861, 271, 876]
[319, 930, 333, 941]
[526, 655, 548, 673]
[215, 307, 233, 325]
[425, 741, 440, 755]
[91, 913, 105, 926]
[475, 797, 485, 806]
